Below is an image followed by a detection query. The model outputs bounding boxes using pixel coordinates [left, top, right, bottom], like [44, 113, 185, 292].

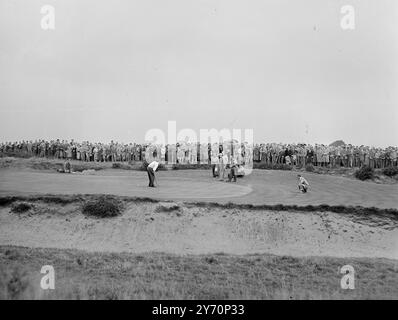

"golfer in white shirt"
[147, 161, 159, 187]
[220, 153, 229, 180]
[297, 174, 309, 193]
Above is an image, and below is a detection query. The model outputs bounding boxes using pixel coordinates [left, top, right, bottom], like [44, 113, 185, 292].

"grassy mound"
[354, 166, 374, 181]
[81, 196, 124, 218]
[171, 163, 212, 170]
[305, 164, 315, 172]
[253, 163, 292, 170]
[111, 162, 135, 170]
[382, 167, 398, 177]
[154, 204, 181, 213]
[10, 202, 34, 213]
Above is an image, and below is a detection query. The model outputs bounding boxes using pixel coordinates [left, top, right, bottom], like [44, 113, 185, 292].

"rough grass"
[355, 166, 375, 181]
[111, 162, 131, 170]
[172, 164, 212, 170]
[81, 196, 124, 218]
[0, 195, 83, 207]
[382, 167, 398, 177]
[0, 195, 397, 223]
[305, 164, 315, 172]
[253, 163, 292, 170]
[0, 152, 31, 159]
[154, 204, 182, 213]
[10, 202, 34, 213]
[187, 201, 398, 224]
[0, 246, 397, 299]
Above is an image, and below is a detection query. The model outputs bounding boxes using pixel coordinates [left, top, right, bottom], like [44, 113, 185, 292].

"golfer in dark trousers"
[228, 158, 237, 182]
[147, 160, 159, 187]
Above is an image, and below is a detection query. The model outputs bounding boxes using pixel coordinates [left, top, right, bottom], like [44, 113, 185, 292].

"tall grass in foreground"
[1, 246, 397, 300]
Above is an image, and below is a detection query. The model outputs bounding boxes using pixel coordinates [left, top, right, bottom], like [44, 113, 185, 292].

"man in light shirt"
[297, 174, 310, 193]
[211, 151, 219, 177]
[220, 152, 229, 180]
[147, 160, 159, 187]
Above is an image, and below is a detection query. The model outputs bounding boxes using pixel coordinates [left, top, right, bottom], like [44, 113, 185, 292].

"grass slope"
[1, 246, 397, 300]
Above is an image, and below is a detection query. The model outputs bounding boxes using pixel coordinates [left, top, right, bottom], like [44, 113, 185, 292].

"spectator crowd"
[1, 139, 397, 169]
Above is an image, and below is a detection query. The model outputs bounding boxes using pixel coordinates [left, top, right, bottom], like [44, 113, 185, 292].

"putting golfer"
[147, 160, 159, 187]
[219, 152, 228, 181]
[211, 151, 219, 177]
[297, 174, 309, 193]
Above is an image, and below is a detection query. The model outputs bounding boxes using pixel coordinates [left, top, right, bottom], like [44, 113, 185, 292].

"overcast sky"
[0, 0, 397, 146]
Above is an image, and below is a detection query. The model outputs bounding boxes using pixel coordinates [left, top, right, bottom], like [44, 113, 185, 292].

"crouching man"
[58, 160, 72, 173]
[147, 160, 159, 187]
[297, 174, 309, 193]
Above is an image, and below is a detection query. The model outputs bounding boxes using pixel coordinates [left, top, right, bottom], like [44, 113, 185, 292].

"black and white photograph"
[0, 0, 397, 305]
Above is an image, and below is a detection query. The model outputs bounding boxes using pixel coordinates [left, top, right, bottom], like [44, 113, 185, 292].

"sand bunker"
[0, 201, 396, 259]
